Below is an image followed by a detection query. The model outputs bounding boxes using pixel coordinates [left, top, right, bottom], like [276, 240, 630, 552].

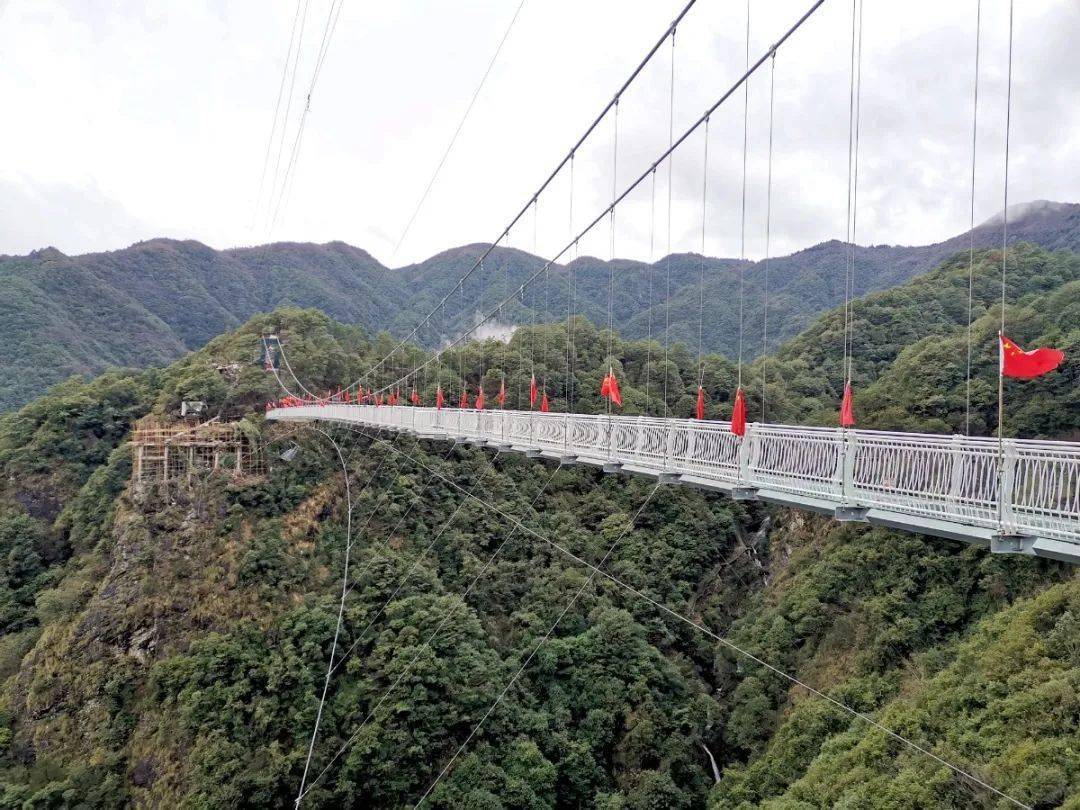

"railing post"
[831, 428, 846, 495]
[833, 428, 870, 522]
[664, 420, 675, 469]
[738, 427, 752, 482]
[842, 429, 857, 502]
[685, 421, 697, 464]
[948, 434, 966, 503]
[999, 441, 1019, 534]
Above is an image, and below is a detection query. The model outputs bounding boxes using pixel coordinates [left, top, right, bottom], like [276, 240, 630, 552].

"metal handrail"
[269, 404, 1080, 548]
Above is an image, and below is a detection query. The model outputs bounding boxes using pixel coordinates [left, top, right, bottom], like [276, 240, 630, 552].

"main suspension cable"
[329, 447, 501, 683]
[253, 0, 307, 228]
[295, 432, 564, 804]
[322, 429, 1034, 810]
[370, 1, 825, 400]
[414, 483, 662, 806]
[269, 2, 824, 411]
[263, 0, 311, 231]
[449, 484, 1033, 810]
[340, 0, 701, 398]
[292, 426, 1037, 810]
[268, 0, 347, 233]
[294, 425, 354, 805]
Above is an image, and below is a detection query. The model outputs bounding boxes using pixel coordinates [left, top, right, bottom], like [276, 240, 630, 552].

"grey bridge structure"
[268, 404, 1080, 564]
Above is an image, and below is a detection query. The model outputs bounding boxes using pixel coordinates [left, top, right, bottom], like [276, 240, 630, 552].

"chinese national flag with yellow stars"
[999, 333, 1065, 379]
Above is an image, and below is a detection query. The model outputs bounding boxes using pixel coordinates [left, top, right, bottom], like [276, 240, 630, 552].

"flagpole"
[996, 0, 1014, 532]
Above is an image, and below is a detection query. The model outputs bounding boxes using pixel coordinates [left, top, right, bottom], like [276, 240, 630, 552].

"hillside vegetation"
[0, 245, 1076, 807]
[1, 201, 1075, 411]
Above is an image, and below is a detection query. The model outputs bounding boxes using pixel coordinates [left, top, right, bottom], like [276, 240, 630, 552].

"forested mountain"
[0, 241, 1077, 807]
[1, 200, 1076, 411]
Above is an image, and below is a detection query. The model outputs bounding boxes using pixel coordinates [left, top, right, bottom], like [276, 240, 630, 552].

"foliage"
[0, 241, 1079, 807]
[2, 202, 1076, 411]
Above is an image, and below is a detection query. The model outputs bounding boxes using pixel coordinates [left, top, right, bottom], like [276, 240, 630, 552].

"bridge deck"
[268, 405, 1080, 564]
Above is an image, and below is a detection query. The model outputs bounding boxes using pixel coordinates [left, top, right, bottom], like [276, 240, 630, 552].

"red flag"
[1000, 333, 1065, 379]
[731, 387, 747, 437]
[436, 385, 445, 410]
[540, 392, 550, 412]
[529, 374, 538, 407]
[840, 382, 855, 427]
[375, 394, 384, 407]
[410, 388, 421, 405]
[606, 368, 622, 407]
[459, 390, 468, 409]
[600, 372, 612, 398]
[695, 386, 705, 420]
[475, 388, 486, 410]
[497, 379, 506, 407]
[343, 389, 351, 403]
[389, 389, 398, 406]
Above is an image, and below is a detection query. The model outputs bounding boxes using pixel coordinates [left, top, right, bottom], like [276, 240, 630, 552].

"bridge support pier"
[835, 505, 870, 523]
[732, 486, 758, 501]
[991, 533, 1035, 555]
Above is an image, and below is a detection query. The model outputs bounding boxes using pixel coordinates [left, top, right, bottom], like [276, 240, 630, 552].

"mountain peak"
[978, 199, 1077, 228]
[28, 246, 67, 261]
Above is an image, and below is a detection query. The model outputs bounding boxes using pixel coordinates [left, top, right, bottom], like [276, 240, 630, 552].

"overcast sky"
[0, 0, 1076, 266]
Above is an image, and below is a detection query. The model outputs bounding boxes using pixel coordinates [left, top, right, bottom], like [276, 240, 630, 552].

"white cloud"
[0, 0, 1075, 264]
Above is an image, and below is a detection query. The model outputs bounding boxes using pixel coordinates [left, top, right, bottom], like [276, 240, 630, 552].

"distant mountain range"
[0, 199, 1076, 411]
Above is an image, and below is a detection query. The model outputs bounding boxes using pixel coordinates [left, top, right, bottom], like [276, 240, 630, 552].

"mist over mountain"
[0, 200, 1076, 411]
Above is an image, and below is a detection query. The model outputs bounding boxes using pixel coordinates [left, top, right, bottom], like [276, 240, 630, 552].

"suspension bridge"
[268, 403, 1080, 564]
[251, 0, 1071, 806]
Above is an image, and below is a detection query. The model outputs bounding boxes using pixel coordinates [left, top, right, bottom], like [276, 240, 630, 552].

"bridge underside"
[269, 405, 1080, 565]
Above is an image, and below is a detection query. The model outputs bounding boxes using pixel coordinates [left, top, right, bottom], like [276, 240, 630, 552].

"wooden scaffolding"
[131, 417, 266, 491]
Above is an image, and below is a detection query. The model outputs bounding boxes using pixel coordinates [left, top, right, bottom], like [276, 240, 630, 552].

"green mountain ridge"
[2, 200, 1076, 412]
[0, 243, 1077, 806]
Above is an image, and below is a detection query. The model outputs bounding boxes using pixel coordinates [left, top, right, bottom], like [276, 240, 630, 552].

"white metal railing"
[268, 404, 1080, 548]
